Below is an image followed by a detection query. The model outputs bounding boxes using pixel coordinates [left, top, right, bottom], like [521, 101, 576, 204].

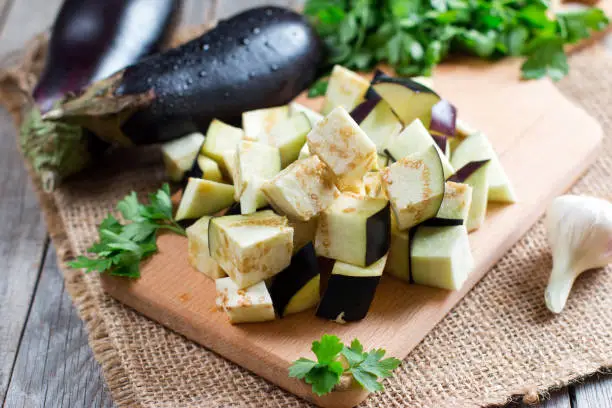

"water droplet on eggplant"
[241, 37, 250, 45]
[202, 44, 210, 51]
[199, 71, 207, 77]
[271, 64, 279, 72]
[253, 27, 260, 34]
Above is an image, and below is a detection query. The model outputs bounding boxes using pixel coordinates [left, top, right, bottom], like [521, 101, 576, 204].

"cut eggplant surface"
[298, 143, 310, 160]
[322, 65, 370, 115]
[451, 132, 516, 203]
[385, 215, 410, 282]
[262, 155, 338, 221]
[449, 160, 490, 232]
[377, 154, 389, 169]
[307, 106, 378, 192]
[259, 112, 311, 167]
[287, 217, 318, 254]
[385, 119, 454, 179]
[433, 181, 473, 225]
[186, 216, 226, 280]
[371, 71, 441, 127]
[411, 225, 474, 291]
[351, 96, 403, 154]
[208, 211, 293, 288]
[363, 172, 385, 199]
[175, 178, 235, 221]
[161, 132, 205, 182]
[429, 99, 457, 138]
[201, 119, 244, 165]
[316, 254, 387, 323]
[216, 278, 276, 324]
[315, 192, 390, 267]
[242, 105, 289, 140]
[381, 145, 446, 231]
[268, 242, 320, 317]
[221, 150, 238, 183]
[290, 102, 323, 125]
[181, 154, 224, 189]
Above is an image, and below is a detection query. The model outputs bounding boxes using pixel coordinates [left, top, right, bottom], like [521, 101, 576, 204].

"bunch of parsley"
[305, 0, 608, 84]
[289, 334, 401, 396]
[68, 184, 185, 278]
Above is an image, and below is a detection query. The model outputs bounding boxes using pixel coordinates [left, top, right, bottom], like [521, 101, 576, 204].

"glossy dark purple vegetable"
[448, 160, 491, 183]
[33, 0, 182, 113]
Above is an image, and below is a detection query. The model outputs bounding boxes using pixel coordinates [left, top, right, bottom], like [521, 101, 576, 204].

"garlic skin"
[544, 195, 612, 313]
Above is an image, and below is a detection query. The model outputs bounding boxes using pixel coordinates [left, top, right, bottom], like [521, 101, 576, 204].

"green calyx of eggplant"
[20, 73, 155, 192]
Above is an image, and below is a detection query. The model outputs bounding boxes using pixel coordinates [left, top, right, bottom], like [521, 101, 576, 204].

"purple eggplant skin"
[33, 0, 183, 113]
[114, 6, 323, 144]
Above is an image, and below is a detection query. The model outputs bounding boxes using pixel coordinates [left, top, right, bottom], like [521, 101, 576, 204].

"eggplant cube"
[186, 216, 225, 279]
[437, 181, 473, 224]
[316, 254, 387, 323]
[259, 112, 311, 167]
[269, 242, 320, 317]
[322, 65, 370, 115]
[385, 119, 455, 179]
[354, 99, 403, 153]
[315, 192, 390, 267]
[197, 155, 223, 183]
[363, 172, 385, 199]
[450, 161, 491, 232]
[287, 217, 318, 254]
[307, 106, 378, 192]
[262, 155, 339, 221]
[201, 119, 244, 164]
[209, 211, 294, 288]
[242, 105, 289, 140]
[175, 178, 235, 221]
[234, 141, 281, 214]
[382, 145, 446, 230]
[298, 143, 310, 160]
[411, 225, 474, 290]
[290, 102, 323, 125]
[385, 215, 410, 282]
[161, 132, 205, 182]
[215, 278, 275, 324]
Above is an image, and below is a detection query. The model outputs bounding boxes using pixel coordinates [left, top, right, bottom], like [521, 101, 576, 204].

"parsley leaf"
[308, 79, 329, 98]
[289, 335, 401, 396]
[67, 184, 185, 279]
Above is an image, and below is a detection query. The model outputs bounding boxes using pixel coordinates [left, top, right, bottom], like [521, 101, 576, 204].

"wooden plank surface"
[100, 58, 603, 408]
[0, 0, 610, 407]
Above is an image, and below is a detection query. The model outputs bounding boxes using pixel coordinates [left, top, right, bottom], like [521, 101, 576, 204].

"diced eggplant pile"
[171, 65, 516, 325]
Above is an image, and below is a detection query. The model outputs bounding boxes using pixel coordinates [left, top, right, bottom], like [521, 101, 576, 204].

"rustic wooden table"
[0, 0, 610, 407]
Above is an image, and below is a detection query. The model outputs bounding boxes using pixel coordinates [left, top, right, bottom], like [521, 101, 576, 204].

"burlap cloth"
[1, 32, 611, 407]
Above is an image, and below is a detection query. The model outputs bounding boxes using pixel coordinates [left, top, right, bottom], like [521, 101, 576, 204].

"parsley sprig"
[68, 184, 185, 278]
[289, 334, 401, 396]
[304, 0, 608, 82]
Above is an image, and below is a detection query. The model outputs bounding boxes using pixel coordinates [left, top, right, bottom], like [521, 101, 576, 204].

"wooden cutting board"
[100, 57, 603, 407]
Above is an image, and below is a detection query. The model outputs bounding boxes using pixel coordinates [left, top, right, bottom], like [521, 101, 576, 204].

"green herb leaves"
[304, 0, 609, 81]
[289, 335, 401, 396]
[68, 184, 185, 278]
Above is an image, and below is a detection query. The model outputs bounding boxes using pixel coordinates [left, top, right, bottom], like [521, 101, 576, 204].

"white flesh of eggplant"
[175, 178, 235, 221]
[186, 216, 226, 279]
[259, 113, 311, 168]
[359, 99, 403, 153]
[287, 217, 318, 254]
[242, 105, 289, 140]
[261, 155, 339, 221]
[307, 106, 378, 192]
[411, 225, 474, 290]
[322, 65, 370, 115]
[372, 81, 440, 127]
[437, 181, 473, 222]
[363, 172, 386, 199]
[290, 102, 324, 125]
[215, 278, 275, 324]
[201, 120, 244, 164]
[385, 215, 410, 282]
[234, 141, 281, 214]
[463, 163, 490, 232]
[161, 132, 205, 182]
[298, 143, 310, 160]
[197, 155, 223, 183]
[284, 274, 321, 316]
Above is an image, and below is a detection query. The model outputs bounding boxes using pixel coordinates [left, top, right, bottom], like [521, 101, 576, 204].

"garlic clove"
[544, 195, 612, 314]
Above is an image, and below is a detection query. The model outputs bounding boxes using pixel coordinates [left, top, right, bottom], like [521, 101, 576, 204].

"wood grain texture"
[100, 58, 603, 408]
[216, 0, 301, 19]
[0, 0, 62, 55]
[3, 245, 115, 408]
[180, 0, 214, 26]
[573, 375, 612, 408]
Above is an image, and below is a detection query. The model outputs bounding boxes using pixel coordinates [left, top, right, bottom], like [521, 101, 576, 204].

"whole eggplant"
[33, 0, 182, 113]
[23, 6, 323, 191]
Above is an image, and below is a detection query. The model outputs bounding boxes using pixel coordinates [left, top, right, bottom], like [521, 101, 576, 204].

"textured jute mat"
[1, 33, 611, 407]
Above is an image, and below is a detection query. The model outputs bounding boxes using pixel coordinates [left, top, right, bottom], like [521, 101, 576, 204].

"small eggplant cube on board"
[268, 242, 320, 317]
[385, 215, 410, 282]
[186, 216, 225, 279]
[372, 72, 441, 127]
[307, 107, 378, 192]
[201, 120, 244, 165]
[215, 278, 275, 324]
[182, 155, 224, 187]
[287, 217, 318, 254]
[208, 211, 293, 289]
[322, 65, 370, 115]
[411, 225, 474, 291]
[434, 181, 473, 225]
[221, 150, 238, 183]
[161, 132, 205, 182]
[451, 132, 516, 203]
[290, 102, 323, 125]
[261, 155, 339, 221]
[363, 172, 385, 199]
[242, 105, 289, 140]
[175, 178, 235, 221]
[382, 146, 446, 231]
[351, 97, 403, 153]
[449, 160, 491, 232]
[315, 192, 390, 267]
[259, 112, 311, 168]
[316, 254, 387, 323]
[234, 141, 282, 214]
[385, 119, 455, 179]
